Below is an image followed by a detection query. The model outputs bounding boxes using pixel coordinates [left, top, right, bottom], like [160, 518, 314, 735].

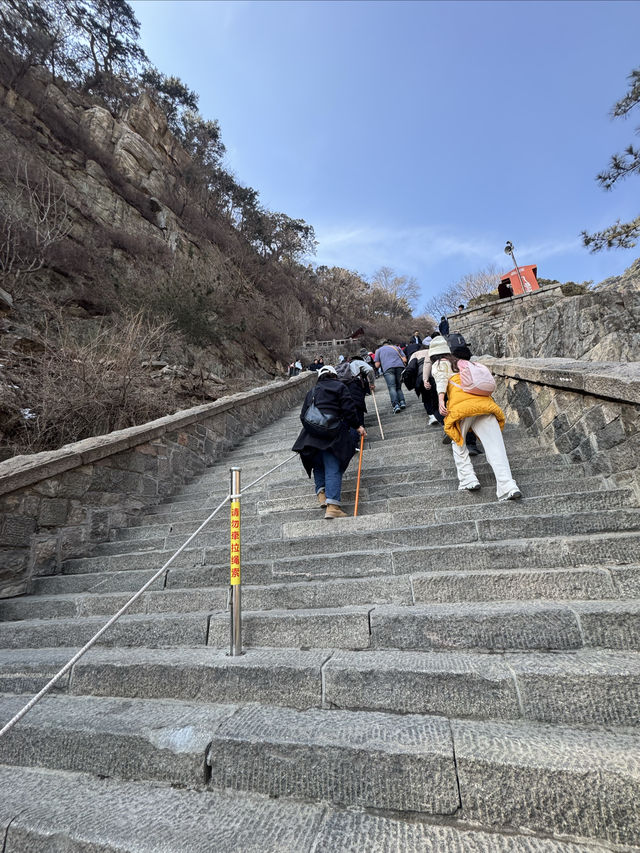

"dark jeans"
[383, 367, 406, 408]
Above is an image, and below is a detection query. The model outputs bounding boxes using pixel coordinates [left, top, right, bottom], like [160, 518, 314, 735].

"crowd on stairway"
[292, 322, 521, 518]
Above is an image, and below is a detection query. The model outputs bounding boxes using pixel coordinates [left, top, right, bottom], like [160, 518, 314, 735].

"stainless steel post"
[229, 466, 242, 656]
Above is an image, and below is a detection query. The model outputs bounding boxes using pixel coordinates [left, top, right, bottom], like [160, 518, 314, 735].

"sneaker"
[399, 402, 406, 409]
[499, 489, 522, 502]
[393, 405, 401, 414]
[428, 415, 438, 426]
[442, 433, 452, 444]
[325, 505, 347, 519]
[459, 482, 481, 491]
[316, 490, 327, 508]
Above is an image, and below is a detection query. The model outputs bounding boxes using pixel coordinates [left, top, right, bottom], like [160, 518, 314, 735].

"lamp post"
[504, 241, 528, 293]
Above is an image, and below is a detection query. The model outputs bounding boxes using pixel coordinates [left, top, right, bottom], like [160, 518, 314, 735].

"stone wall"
[484, 357, 640, 491]
[0, 373, 314, 598]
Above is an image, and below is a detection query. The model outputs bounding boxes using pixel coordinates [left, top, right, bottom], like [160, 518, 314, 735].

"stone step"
[17, 595, 634, 654]
[324, 647, 640, 727]
[370, 600, 640, 652]
[11, 561, 638, 624]
[209, 708, 637, 844]
[35, 529, 640, 599]
[162, 443, 570, 494]
[0, 695, 459, 815]
[450, 717, 640, 846]
[61, 509, 640, 578]
[163, 450, 571, 505]
[1, 766, 615, 853]
[111, 486, 631, 550]
[2, 645, 637, 729]
[140, 462, 599, 520]
[0, 610, 211, 650]
[0, 693, 233, 786]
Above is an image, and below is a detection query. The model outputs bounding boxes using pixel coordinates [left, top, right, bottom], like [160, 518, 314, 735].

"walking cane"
[353, 433, 365, 517]
[370, 389, 385, 440]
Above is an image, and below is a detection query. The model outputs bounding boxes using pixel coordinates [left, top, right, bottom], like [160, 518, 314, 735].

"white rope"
[0, 452, 300, 739]
[0, 493, 231, 739]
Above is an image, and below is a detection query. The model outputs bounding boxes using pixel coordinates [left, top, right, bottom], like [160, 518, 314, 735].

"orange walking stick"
[353, 433, 365, 517]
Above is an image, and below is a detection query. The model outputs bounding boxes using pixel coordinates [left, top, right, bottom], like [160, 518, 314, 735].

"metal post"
[505, 241, 528, 294]
[229, 467, 242, 656]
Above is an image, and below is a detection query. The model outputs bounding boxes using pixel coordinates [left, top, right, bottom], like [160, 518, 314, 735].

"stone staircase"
[0, 395, 639, 852]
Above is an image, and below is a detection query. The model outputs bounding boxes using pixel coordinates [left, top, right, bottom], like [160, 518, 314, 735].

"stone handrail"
[481, 356, 639, 489]
[483, 356, 640, 405]
[0, 373, 314, 598]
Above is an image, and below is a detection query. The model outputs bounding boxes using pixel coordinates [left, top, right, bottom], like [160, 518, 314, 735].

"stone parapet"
[483, 357, 640, 487]
[0, 374, 314, 598]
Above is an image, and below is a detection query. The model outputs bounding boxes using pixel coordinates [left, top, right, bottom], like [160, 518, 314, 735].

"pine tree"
[583, 67, 640, 251]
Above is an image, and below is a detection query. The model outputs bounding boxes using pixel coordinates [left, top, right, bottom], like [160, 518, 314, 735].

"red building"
[501, 264, 539, 296]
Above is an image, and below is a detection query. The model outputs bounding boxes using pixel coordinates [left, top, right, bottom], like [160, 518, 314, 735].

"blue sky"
[130, 0, 640, 310]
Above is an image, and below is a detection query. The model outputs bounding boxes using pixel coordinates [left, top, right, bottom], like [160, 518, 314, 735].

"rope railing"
[0, 452, 299, 740]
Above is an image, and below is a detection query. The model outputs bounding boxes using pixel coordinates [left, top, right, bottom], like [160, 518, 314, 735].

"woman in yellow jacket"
[430, 337, 522, 501]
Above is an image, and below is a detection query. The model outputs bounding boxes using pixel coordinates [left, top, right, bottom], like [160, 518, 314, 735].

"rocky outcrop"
[449, 263, 640, 362]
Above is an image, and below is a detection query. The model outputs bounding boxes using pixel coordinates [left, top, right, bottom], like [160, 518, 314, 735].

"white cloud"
[313, 222, 581, 283]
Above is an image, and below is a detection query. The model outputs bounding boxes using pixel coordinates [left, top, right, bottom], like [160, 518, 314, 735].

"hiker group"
[292, 323, 521, 518]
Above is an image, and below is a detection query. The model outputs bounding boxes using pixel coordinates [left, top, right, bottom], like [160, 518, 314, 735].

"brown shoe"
[317, 490, 327, 508]
[324, 504, 347, 519]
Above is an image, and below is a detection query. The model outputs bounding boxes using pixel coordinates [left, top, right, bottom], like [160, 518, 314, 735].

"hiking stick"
[354, 433, 365, 517]
[371, 390, 385, 440]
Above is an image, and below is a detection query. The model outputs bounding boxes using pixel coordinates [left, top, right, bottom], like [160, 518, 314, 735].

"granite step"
[1, 645, 637, 729]
[1, 766, 621, 853]
[138, 462, 601, 522]
[110, 486, 631, 550]
[0, 695, 460, 815]
[59, 509, 640, 577]
[5, 561, 634, 625]
[370, 600, 640, 652]
[11, 597, 636, 653]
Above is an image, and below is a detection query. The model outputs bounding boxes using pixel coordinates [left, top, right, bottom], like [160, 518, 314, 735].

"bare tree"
[371, 266, 420, 311]
[0, 161, 72, 294]
[424, 264, 500, 318]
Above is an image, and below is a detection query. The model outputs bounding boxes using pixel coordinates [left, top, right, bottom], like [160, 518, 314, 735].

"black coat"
[292, 376, 360, 475]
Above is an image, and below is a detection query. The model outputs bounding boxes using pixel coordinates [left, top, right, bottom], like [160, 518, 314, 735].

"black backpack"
[446, 333, 469, 352]
[401, 360, 418, 390]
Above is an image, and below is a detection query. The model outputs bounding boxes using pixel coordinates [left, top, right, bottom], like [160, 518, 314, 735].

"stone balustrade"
[0, 373, 314, 598]
[484, 356, 640, 490]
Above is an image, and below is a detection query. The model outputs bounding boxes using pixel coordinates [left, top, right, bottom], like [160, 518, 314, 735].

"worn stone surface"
[452, 718, 640, 845]
[324, 649, 520, 719]
[371, 602, 583, 651]
[208, 705, 459, 813]
[0, 694, 236, 785]
[71, 647, 327, 709]
[507, 649, 640, 726]
[411, 567, 615, 604]
[0, 766, 324, 853]
[313, 810, 615, 852]
[207, 606, 371, 650]
[0, 611, 209, 649]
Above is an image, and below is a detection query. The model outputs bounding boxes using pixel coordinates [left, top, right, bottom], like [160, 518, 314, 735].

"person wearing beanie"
[430, 341, 521, 501]
[292, 365, 366, 519]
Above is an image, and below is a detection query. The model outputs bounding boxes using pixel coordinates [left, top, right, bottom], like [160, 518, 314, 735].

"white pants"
[451, 414, 519, 499]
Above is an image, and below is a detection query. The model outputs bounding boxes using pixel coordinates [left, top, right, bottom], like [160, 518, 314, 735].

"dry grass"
[1, 308, 178, 454]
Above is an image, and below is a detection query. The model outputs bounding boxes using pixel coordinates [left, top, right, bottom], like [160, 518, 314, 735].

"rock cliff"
[449, 263, 640, 362]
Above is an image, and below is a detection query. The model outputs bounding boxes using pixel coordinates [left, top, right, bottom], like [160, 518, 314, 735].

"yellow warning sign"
[230, 500, 241, 585]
